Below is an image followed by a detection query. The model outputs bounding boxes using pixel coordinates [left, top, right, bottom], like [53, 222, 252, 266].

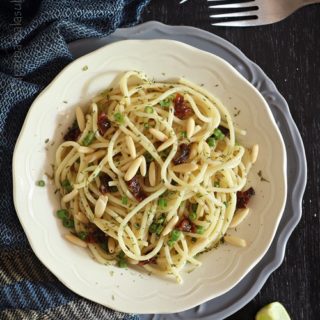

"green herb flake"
[207, 137, 216, 147]
[158, 198, 167, 209]
[62, 217, 74, 229]
[121, 196, 128, 205]
[159, 97, 172, 108]
[78, 231, 88, 241]
[56, 209, 68, 219]
[196, 226, 205, 235]
[114, 112, 125, 125]
[180, 131, 187, 139]
[82, 131, 95, 146]
[144, 106, 154, 114]
[82, 65, 88, 71]
[36, 180, 45, 187]
[45, 138, 49, 144]
[61, 179, 73, 193]
[213, 128, 225, 140]
[189, 211, 197, 221]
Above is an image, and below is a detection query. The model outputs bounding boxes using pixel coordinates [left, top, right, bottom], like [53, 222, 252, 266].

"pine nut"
[95, 195, 108, 218]
[149, 161, 156, 186]
[162, 216, 179, 236]
[125, 156, 143, 181]
[189, 143, 198, 159]
[78, 146, 94, 154]
[140, 155, 147, 176]
[85, 150, 105, 163]
[172, 162, 198, 173]
[149, 128, 168, 141]
[125, 136, 136, 159]
[229, 208, 250, 228]
[107, 237, 116, 253]
[75, 106, 85, 132]
[75, 211, 89, 224]
[62, 189, 79, 203]
[157, 136, 175, 152]
[251, 144, 259, 164]
[203, 141, 211, 155]
[186, 117, 195, 139]
[65, 233, 87, 248]
[224, 235, 247, 247]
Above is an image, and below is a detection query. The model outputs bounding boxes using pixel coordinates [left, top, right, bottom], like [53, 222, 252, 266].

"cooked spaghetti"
[54, 71, 258, 283]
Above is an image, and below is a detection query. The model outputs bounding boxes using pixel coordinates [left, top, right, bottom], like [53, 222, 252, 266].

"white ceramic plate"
[12, 40, 287, 314]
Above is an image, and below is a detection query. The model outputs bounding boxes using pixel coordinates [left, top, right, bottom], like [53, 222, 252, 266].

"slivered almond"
[65, 234, 87, 248]
[78, 146, 94, 154]
[149, 128, 168, 141]
[140, 155, 147, 176]
[75, 106, 85, 132]
[125, 156, 143, 181]
[229, 208, 250, 228]
[62, 189, 79, 203]
[189, 143, 198, 159]
[186, 117, 195, 139]
[85, 150, 105, 163]
[157, 137, 175, 152]
[172, 162, 198, 173]
[251, 144, 259, 164]
[75, 211, 89, 224]
[149, 161, 156, 186]
[107, 237, 116, 253]
[224, 235, 247, 247]
[125, 136, 136, 159]
[162, 216, 179, 236]
[95, 195, 108, 218]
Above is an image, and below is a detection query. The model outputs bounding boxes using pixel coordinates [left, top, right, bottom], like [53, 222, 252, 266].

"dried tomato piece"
[174, 93, 193, 120]
[126, 176, 147, 202]
[97, 112, 111, 136]
[177, 218, 196, 233]
[173, 143, 190, 165]
[64, 126, 80, 141]
[86, 229, 106, 243]
[138, 257, 157, 266]
[236, 187, 255, 209]
[99, 172, 117, 194]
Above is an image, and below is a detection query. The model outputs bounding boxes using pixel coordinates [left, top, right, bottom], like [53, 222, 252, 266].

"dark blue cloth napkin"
[0, 1, 150, 318]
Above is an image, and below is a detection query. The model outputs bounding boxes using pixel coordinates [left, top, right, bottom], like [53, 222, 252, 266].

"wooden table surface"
[142, 1, 320, 319]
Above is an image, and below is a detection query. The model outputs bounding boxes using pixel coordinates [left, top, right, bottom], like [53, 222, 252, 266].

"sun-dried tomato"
[138, 257, 157, 266]
[174, 93, 193, 120]
[236, 187, 255, 209]
[177, 218, 196, 233]
[64, 126, 80, 141]
[99, 172, 117, 194]
[97, 112, 111, 136]
[86, 229, 106, 243]
[126, 176, 147, 202]
[173, 143, 190, 165]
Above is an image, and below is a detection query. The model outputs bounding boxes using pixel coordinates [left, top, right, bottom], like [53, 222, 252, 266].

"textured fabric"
[0, 1, 150, 319]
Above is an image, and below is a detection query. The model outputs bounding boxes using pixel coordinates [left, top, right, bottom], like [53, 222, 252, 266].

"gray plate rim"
[68, 21, 307, 320]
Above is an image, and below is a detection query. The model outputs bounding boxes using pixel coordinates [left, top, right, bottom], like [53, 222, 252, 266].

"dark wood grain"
[142, 1, 320, 319]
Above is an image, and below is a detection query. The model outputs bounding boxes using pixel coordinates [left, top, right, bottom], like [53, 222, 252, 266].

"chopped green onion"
[144, 106, 154, 114]
[159, 97, 172, 107]
[180, 131, 187, 138]
[213, 128, 225, 140]
[36, 180, 45, 187]
[114, 112, 125, 124]
[207, 137, 216, 147]
[121, 196, 128, 205]
[158, 198, 167, 209]
[62, 217, 74, 228]
[118, 260, 127, 268]
[82, 131, 95, 146]
[56, 209, 68, 219]
[196, 226, 205, 234]
[189, 211, 197, 221]
[78, 231, 88, 241]
[149, 223, 158, 233]
[156, 224, 164, 236]
[61, 179, 73, 193]
[168, 239, 175, 247]
[170, 229, 181, 242]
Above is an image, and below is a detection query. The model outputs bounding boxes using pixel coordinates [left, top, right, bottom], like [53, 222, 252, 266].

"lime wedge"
[256, 302, 291, 320]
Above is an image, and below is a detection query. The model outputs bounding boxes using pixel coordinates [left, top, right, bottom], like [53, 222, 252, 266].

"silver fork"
[209, 0, 320, 27]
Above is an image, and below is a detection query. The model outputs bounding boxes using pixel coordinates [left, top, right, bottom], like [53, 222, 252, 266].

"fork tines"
[209, 0, 259, 26]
